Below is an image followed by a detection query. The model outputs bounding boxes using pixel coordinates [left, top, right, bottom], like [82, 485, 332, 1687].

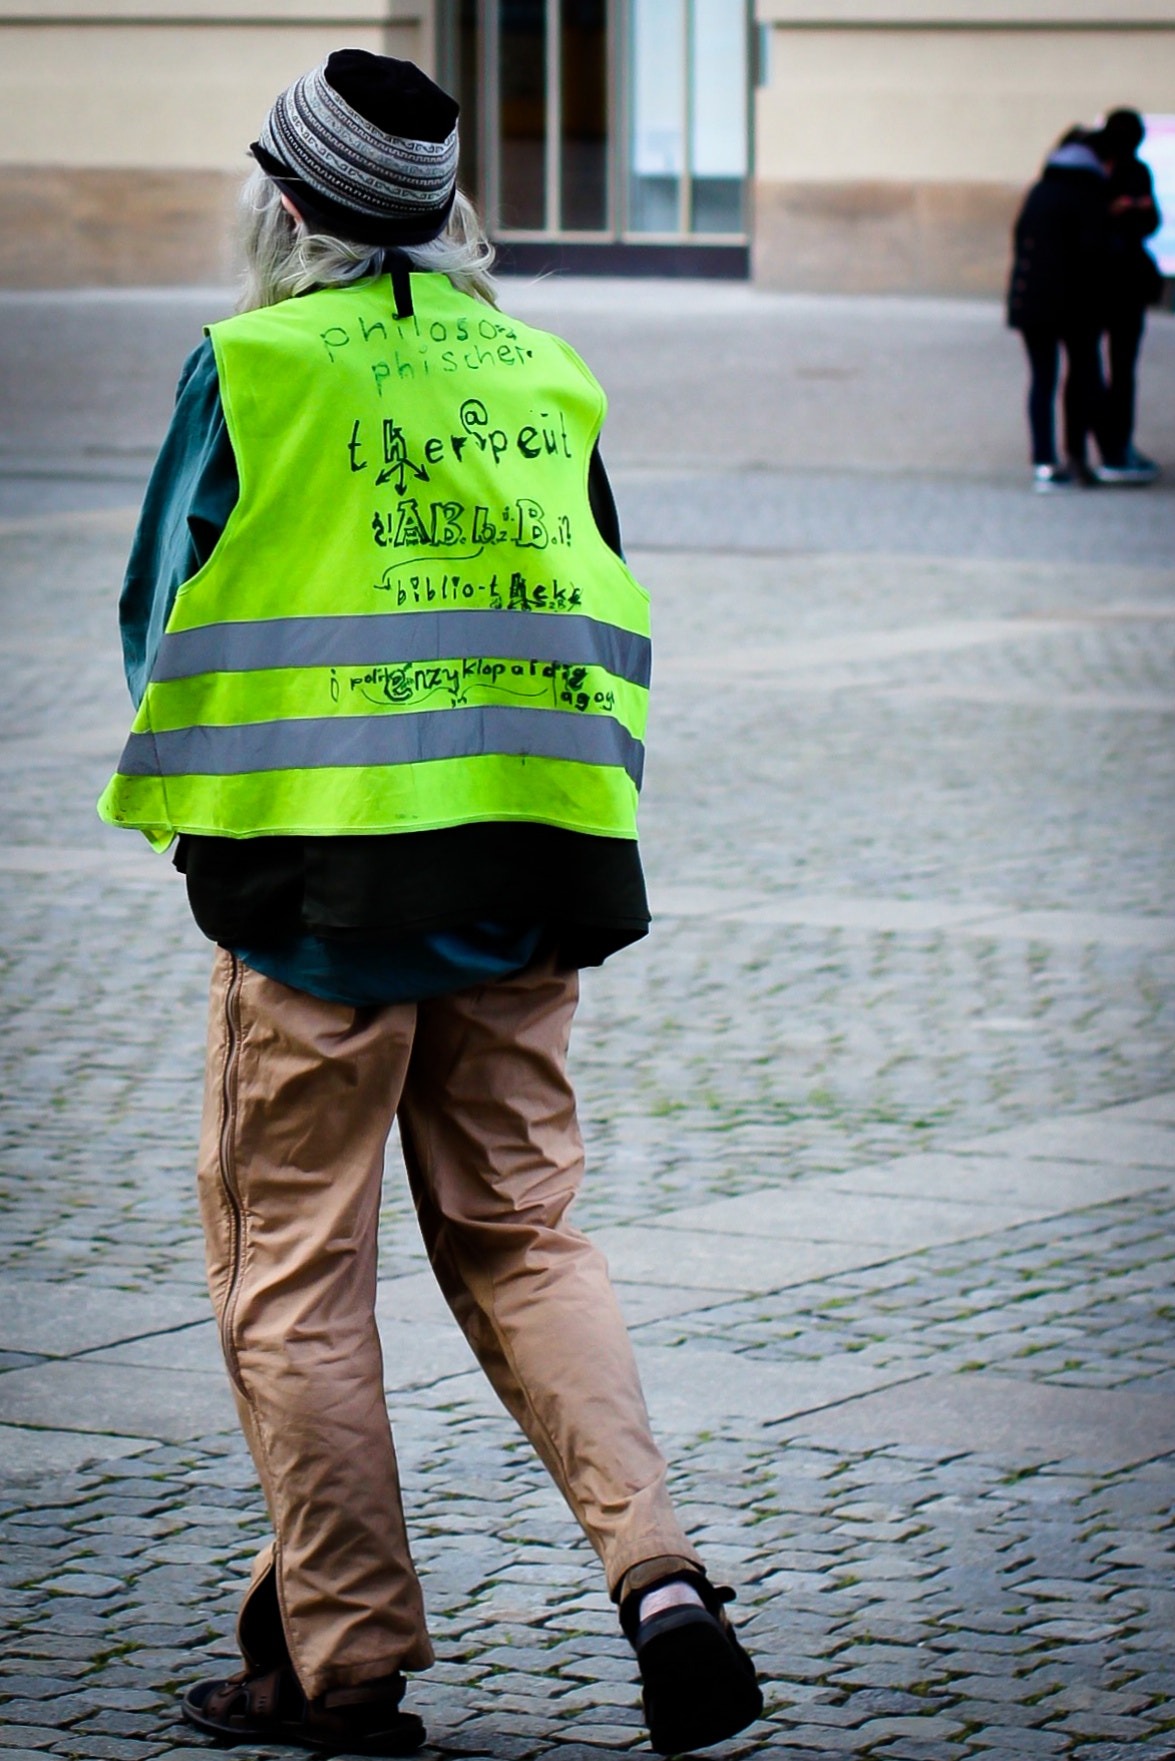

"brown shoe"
[181, 1664, 425, 1755]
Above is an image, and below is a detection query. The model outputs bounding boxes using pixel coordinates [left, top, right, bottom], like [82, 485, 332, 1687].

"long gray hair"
[236, 164, 497, 312]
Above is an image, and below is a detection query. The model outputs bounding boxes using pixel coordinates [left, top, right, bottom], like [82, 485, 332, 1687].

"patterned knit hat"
[252, 50, 460, 246]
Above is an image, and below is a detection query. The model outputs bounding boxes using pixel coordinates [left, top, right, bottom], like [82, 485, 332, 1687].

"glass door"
[627, 0, 748, 237]
[488, 0, 611, 236]
[440, 0, 748, 245]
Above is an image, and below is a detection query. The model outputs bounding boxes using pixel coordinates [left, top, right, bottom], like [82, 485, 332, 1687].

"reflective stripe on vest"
[117, 705, 644, 788]
[151, 609, 651, 688]
[97, 273, 651, 848]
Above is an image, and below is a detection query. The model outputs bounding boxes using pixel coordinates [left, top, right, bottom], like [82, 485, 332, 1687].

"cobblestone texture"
[635, 1193, 1174, 1389]
[3, 1410, 1175, 1759]
[2, 285, 1174, 1760]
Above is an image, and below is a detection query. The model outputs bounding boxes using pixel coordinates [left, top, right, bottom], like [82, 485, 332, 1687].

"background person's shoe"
[1093, 453, 1159, 485]
[1033, 464, 1074, 493]
[181, 1665, 425, 1754]
[619, 1568, 764, 1754]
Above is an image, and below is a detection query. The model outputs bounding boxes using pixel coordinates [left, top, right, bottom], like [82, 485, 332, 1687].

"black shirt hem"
[176, 821, 650, 968]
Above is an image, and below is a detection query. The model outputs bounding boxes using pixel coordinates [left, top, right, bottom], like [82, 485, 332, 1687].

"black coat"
[1007, 163, 1110, 332]
[1106, 156, 1164, 315]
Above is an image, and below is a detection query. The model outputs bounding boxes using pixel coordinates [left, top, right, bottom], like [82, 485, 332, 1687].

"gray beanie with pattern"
[252, 49, 460, 246]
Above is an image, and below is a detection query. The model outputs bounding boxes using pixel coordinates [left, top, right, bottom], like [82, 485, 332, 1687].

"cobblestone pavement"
[2, 283, 1174, 1761]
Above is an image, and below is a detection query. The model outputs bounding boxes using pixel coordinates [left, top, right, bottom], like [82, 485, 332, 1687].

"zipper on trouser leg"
[217, 955, 247, 1395]
[212, 962, 309, 1691]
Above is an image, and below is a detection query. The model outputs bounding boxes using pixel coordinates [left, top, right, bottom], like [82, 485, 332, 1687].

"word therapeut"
[349, 401, 573, 487]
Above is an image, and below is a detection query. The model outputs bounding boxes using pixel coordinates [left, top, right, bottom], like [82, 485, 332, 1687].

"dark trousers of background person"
[1102, 306, 1147, 466]
[1021, 324, 1107, 468]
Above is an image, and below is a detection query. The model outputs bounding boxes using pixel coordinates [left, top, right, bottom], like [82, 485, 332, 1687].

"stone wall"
[3, 0, 1172, 293]
[753, 4, 1175, 294]
[0, 169, 242, 290]
[0, 1, 431, 288]
[753, 180, 1020, 296]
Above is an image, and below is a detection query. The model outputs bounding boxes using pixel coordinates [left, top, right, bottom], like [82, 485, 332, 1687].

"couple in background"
[1008, 108, 1163, 492]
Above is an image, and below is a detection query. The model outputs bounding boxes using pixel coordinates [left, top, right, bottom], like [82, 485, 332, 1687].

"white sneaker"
[1033, 464, 1075, 493]
[1093, 455, 1159, 486]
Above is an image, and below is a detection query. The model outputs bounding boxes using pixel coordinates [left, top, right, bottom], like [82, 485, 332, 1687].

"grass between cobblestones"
[4, 361, 1175, 1757]
[3, 1409, 1175, 1759]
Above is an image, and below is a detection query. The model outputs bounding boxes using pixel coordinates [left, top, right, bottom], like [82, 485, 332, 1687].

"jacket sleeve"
[117, 337, 239, 707]
[1133, 160, 1162, 241]
[588, 444, 624, 560]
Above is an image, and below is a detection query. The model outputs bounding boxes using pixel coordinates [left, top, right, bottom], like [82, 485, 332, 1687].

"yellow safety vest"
[98, 273, 651, 851]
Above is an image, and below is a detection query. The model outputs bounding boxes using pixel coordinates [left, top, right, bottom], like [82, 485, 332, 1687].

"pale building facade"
[1, 0, 1172, 292]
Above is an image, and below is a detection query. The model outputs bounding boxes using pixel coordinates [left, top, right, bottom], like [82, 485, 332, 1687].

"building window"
[562, 0, 610, 231]
[440, 0, 749, 247]
[629, 0, 746, 237]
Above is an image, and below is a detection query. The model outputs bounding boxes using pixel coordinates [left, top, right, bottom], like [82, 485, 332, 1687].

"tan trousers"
[197, 948, 699, 1700]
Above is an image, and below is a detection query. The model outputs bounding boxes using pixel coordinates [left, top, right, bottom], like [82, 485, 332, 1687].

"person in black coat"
[1007, 129, 1113, 489]
[1098, 109, 1163, 480]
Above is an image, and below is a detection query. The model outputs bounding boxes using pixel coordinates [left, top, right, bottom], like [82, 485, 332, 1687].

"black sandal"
[181, 1664, 425, 1755]
[620, 1569, 764, 1755]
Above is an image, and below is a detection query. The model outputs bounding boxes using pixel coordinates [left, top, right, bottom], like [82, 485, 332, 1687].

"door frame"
[437, 0, 752, 267]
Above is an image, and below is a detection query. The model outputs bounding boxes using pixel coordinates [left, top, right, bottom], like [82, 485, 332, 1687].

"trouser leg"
[1022, 327, 1059, 465]
[197, 950, 435, 1700]
[1060, 327, 1106, 468]
[396, 957, 700, 1596]
[1104, 308, 1145, 462]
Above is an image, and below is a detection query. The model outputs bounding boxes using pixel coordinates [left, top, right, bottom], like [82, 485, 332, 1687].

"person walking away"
[1094, 109, 1163, 484]
[1007, 128, 1112, 491]
[96, 50, 763, 1760]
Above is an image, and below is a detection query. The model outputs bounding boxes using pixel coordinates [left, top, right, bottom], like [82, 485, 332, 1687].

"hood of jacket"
[1045, 142, 1107, 177]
